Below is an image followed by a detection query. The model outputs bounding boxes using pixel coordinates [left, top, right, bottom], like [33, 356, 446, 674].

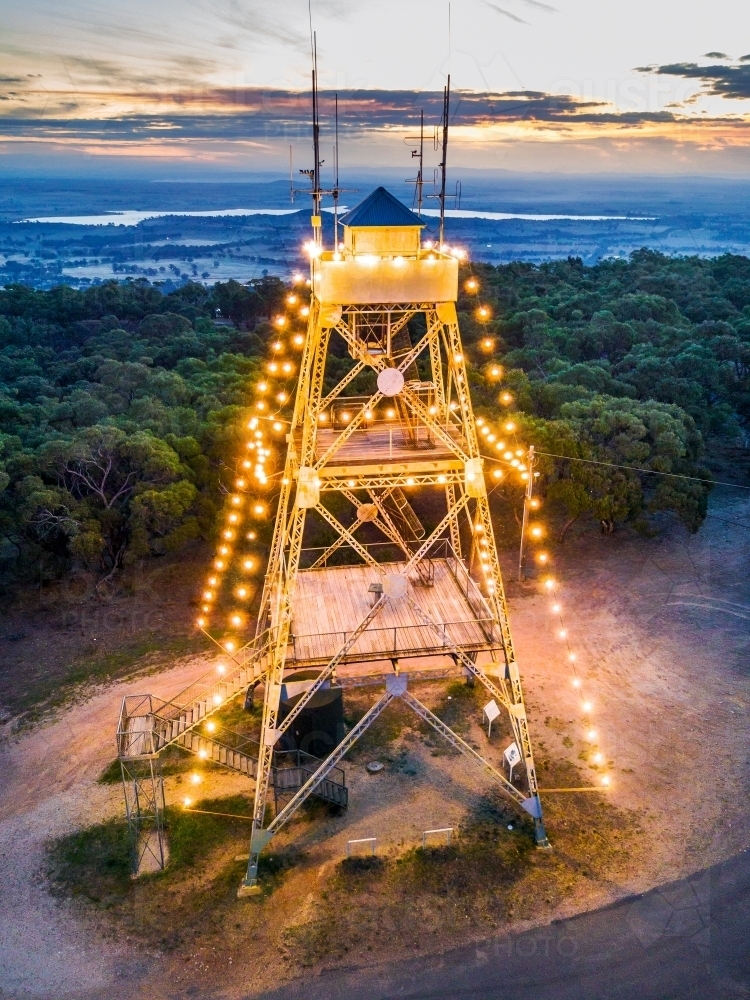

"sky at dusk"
[2, 0, 750, 177]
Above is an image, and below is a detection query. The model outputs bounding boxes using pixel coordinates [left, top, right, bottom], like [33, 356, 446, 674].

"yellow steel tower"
[240, 187, 548, 894]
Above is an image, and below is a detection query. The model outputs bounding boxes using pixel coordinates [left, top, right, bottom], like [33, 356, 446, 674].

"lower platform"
[288, 557, 500, 668]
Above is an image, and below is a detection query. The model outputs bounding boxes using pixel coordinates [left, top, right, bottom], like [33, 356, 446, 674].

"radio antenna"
[438, 74, 450, 246]
[333, 93, 340, 250]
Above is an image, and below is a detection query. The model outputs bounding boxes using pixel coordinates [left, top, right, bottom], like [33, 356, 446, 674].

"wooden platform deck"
[288, 558, 498, 667]
[313, 425, 465, 478]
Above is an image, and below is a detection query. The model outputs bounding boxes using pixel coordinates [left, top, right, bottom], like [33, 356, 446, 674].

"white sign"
[483, 699, 501, 722]
[504, 742, 521, 774]
[483, 699, 500, 736]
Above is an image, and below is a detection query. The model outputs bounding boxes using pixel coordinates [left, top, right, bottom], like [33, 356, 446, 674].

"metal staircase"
[116, 641, 347, 872]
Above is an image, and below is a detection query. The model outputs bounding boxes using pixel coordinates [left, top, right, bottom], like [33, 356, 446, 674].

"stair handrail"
[154, 626, 276, 722]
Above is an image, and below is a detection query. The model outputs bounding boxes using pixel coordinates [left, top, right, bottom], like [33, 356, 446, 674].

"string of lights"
[194, 277, 310, 654]
[467, 273, 612, 790]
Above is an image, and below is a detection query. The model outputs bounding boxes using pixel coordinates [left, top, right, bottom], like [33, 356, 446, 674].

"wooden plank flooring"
[290, 559, 496, 665]
[314, 425, 462, 467]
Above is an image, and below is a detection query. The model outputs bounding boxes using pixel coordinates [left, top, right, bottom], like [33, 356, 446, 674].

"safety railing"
[290, 616, 497, 665]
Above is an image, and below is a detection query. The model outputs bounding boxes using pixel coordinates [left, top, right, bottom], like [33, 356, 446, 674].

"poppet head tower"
[239, 186, 548, 894]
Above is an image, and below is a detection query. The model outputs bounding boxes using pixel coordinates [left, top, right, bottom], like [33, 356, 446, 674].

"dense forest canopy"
[0, 249, 748, 590]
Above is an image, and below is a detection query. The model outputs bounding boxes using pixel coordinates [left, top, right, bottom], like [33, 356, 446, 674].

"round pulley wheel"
[377, 367, 404, 397]
[357, 503, 379, 522]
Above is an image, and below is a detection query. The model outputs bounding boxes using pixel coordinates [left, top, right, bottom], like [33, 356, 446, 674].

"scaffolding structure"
[239, 189, 549, 894]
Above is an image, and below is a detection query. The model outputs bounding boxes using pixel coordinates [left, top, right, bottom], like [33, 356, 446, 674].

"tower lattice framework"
[240, 198, 549, 892]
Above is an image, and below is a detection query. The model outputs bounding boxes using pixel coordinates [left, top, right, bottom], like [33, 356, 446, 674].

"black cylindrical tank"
[278, 670, 344, 758]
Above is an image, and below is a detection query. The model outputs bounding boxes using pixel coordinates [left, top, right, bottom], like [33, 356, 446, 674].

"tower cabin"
[312, 186, 458, 306]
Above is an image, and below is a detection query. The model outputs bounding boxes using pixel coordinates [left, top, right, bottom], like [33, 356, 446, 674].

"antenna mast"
[415, 110, 424, 216]
[438, 75, 450, 246]
[311, 32, 323, 246]
[333, 93, 340, 251]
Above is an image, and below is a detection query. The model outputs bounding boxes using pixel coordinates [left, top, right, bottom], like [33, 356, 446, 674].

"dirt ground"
[1, 488, 749, 1000]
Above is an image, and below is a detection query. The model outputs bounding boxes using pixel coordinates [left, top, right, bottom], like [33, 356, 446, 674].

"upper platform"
[312, 250, 458, 305]
[312, 186, 458, 305]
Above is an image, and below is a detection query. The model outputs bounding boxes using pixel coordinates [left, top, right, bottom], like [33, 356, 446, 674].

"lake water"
[20, 207, 657, 226]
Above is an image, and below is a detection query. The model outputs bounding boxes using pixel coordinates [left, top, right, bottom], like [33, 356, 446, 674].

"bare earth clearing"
[1, 491, 749, 1000]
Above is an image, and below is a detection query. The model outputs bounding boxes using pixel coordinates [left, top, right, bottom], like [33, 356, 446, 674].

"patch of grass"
[45, 793, 301, 949]
[9, 633, 204, 728]
[285, 760, 640, 966]
[97, 745, 223, 785]
[211, 696, 263, 738]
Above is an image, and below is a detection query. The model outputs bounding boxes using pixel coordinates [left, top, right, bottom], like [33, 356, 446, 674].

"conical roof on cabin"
[340, 187, 424, 228]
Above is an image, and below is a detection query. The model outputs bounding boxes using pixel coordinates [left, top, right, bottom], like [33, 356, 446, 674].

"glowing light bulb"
[253, 504, 265, 515]
[465, 278, 478, 291]
[364, 409, 373, 420]
[340, 411, 350, 422]
[243, 559, 254, 570]
[247, 531, 257, 540]
[454, 353, 463, 363]
[237, 587, 248, 598]
[601, 775, 610, 787]
[183, 797, 192, 808]
[537, 552, 548, 564]
[482, 338, 493, 350]
[582, 701, 593, 713]
[191, 773, 201, 785]
[213, 693, 222, 705]
[572, 678, 581, 688]
[552, 603, 561, 613]
[206, 722, 216, 733]
[587, 729, 597, 742]
[196, 617, 206, 627]
[286, 294, 297, 305]
[300, 306, 310, 317]
[477, 306, 490, 320]
[492, 469, 503, 480]
[568, 652, 576, 662]
[198, 749, 208, 759]
[231, 614, 242, 627]
[276, 393, 286, 404]
[544, 579, 555, 590]
[293, 334, 304, 346]
[214, 560, 225, 569]
[273, 420, 283, 430]
[217, 664, 226, 674]
[501, 394, 513, 406]
[531, 526, 542, 538]
[203, 590, 213, 600]
[593, 753, 603, 765]
[274, 316, 286, 328]
[386, 408, 395, 418]
[504, 421, 515, 432]
[319, 412, 328, 422]
[282, 362, 292, 373]
[272, 341, 283, 352]
[559, 629, 568, 639]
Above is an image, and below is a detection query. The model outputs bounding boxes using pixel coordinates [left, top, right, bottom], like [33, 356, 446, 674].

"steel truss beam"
[400, 690, 524, 803]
